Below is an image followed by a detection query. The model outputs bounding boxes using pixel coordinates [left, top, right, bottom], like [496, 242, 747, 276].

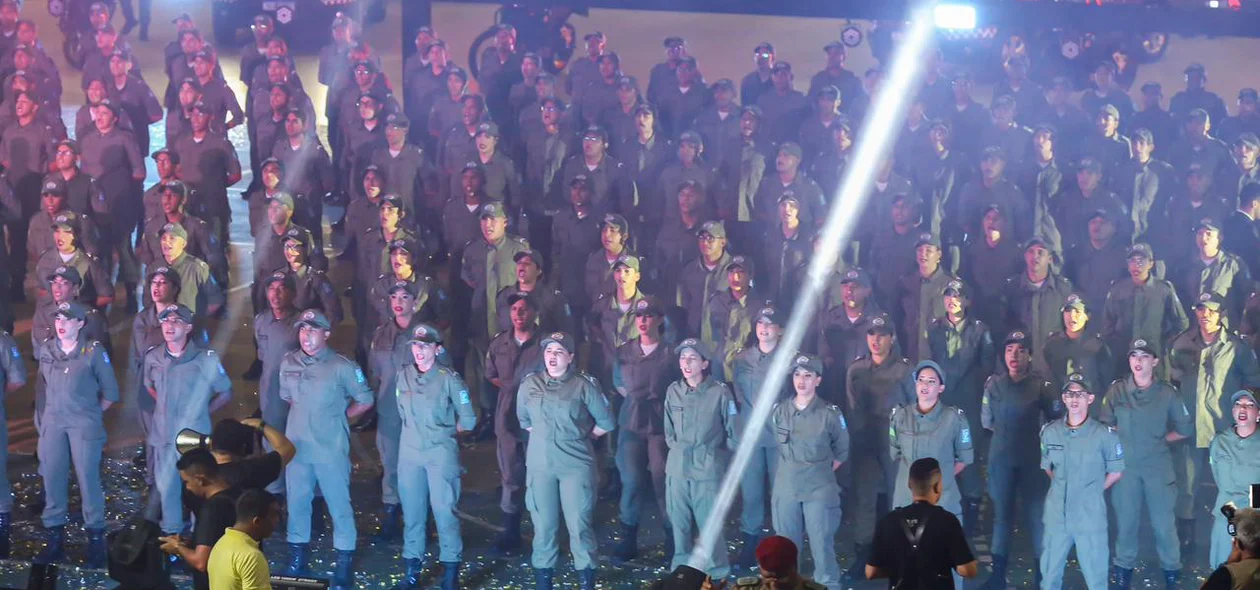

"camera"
[1222, 484, 1260, 537]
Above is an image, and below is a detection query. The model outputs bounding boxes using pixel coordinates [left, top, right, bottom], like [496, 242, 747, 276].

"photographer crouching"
[1200, 507, 1260, 590]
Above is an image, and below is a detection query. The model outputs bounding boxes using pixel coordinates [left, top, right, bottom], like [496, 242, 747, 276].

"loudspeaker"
[175, 429, 211, 455]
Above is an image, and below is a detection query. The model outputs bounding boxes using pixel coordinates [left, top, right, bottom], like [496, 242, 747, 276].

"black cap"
[1003, 330, 1030, 349]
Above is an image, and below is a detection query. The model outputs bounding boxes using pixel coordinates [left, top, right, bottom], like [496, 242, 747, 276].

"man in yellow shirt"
[208, 489, 280, 590]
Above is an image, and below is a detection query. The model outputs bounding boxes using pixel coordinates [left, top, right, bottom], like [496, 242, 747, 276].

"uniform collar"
[543, 367, 575, 385]
[914, 400, 945, 420]
[300, 346, 333, 365]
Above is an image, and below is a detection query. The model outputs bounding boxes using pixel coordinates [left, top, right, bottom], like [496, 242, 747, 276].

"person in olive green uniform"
[770, 353, 849, 589]
[394, 323, 477, 590]
[927, 278, 994, 535]
[517, 332, 615, 590]
[843, 313, 913, 579]
[705, 255, 762, 381]
[1168, 291, 1260, 552]
[1044, 293, 1115, 397]
[1038, 372, 1125, 590]
[677, 220, 733, 340]
[979, 331, 1060, 590]
[665, 338, 736, 578]
[1098, 339, 1191, 589]
[1101, 243, 1189, 378]
[610, 296, 675, 563]
[1002, 236, 1074, 375]
[1208, 390, 1260, 567]
[366, 280, 430, 542]
[461, 201, 531, 426]
[32, 301, 118, 566]
[590, 253, 648, 384]
[898, 232, 959, 362]
[730, 303, 789, 567]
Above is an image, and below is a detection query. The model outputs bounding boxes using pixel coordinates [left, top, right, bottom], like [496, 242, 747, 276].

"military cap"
[1194, 291, 1225, 311]
[1231, 390, 1258, 406]
[540, 331, 575, 354]
[1061, 293, 1087, 313]
[47, 265, 82, 285]
[408, 323, 442, 345]
[598, 213, 629, 234]
[54, 301, 87, 321]
[1129, 338, 1157, 357]
[1126, 242, 1154, 260]
[612, 253, 640, 271]
[791, 353, 824, 375]
[268, 192, 295, 210]
[262, 271, 293, 290]
[41, 177, 67, 197]
[726, 255, 754, 274]
[675, 337, 711, 360]
[513, 249, 544, 267]
[159, 222, 189, 241]
[839, 267, 872, 288]
[632, 296, 665, 317]
[295, 309, 332, 331]
[1003, 330, 1030, 349]
[868, 313, 895, 335]
[915, 232, 942, 248]
[475, 121, 500, 138]
[158, 304, 195, 324]
[1062, 372, 1091, 393]
[914, 360, 946, 385]
[777, 142, 803, 159]
[699, 220, 727, 240]
[478, 202, 508, 219]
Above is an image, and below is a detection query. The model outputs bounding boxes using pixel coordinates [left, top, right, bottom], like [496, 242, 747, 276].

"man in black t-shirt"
[867, 458, 978, 589]
[209, 417, 295, 492]
[159, 449, 241, 590]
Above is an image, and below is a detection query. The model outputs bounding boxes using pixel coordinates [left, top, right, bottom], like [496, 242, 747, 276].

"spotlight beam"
[688, 4, 938, 573]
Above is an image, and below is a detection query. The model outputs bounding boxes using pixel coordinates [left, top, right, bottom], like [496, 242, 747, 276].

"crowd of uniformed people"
[0, 1, 1257, 589]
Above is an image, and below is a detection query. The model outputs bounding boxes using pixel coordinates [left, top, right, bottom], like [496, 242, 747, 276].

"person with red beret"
[700, 535, 825, 589]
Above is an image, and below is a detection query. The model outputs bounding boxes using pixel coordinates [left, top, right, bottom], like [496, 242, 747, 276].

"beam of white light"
[688, 4, 938, 574]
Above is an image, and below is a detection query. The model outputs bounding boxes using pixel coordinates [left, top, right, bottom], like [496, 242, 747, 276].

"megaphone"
[175, 428, 211, 455]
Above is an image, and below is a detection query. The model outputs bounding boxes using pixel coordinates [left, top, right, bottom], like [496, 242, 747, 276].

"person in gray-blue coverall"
[1208, 390, 1260, 568]
[0, 327, 26, 558]
[890, 359, 974, 588]
[1098, 338, 1191, 589]
[730, 302, 789, 568]
[665, 338, 736, 579]
[33, 301, 119, 567]
[280, 309, 375, 589]
[770, 353, 850, 589]
[1039, 372, 1125, 590]
[518, 332, 615, 590]
[978, 330, 1061, 590]
[144, 304, 233, 537]
[394, 323, 477, 590]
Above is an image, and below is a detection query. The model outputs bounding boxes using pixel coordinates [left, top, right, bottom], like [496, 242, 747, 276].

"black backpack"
[892, 510, 948, 590]
[107, 513, 173, 590]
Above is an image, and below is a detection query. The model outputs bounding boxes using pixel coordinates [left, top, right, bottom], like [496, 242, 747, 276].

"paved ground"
[0, 0, 1252, 587]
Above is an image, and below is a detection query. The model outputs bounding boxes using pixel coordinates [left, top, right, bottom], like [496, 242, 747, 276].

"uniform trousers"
[1112, 465, 1180, 570]
[525, 468, 597, 570]
[37, 419, 107, 529]
[286, 458, 357, 551]
[771, 494, 841, 589]
[399, 451, 463, 562]
[1040, 529, 1109, 590]
[615, 429, 667, 527]
[738, 444, 777, 536]
[666, 476, 729, 579]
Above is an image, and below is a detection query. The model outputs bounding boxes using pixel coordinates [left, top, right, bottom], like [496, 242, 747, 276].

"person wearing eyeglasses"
[1038, 372, 1125, 589]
